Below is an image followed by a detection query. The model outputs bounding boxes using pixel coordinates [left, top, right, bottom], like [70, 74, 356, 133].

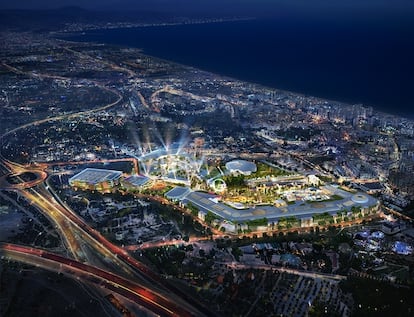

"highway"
[0, 163, 212, 316]
[0, 243, 193, 317]
[0, 57, 212, 316]
[0, 137, 209, 316]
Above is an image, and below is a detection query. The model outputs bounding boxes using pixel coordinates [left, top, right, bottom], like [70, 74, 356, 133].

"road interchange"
[0, 54, 211, 317]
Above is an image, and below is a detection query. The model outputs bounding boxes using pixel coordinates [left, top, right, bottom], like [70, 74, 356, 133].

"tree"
[187, 202, 199, 217]
[351, 206, 361, 214]
[246, 217, 268, 227]
[231, 247, 243, 261]
[223, 174, 246, 188]
[205, 211, 219, 224]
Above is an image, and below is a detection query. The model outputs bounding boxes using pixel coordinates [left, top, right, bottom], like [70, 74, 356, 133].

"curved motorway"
[0, 53, 212, 317]
[0, 243, 192, 317]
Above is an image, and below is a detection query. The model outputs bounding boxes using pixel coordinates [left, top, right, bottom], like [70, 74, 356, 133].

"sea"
[63, 12, 414, 120]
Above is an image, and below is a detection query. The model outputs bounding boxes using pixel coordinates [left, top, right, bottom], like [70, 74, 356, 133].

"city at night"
[0, 1, 414, 316]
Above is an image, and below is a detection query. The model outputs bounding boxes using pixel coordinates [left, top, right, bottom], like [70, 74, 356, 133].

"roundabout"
[0, 169, 48, 190]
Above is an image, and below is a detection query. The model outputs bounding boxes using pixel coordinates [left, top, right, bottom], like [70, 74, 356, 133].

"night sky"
[1, 0, 414, 14]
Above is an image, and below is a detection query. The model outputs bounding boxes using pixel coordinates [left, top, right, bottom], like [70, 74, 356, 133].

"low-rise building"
[69, 168, 123, 191]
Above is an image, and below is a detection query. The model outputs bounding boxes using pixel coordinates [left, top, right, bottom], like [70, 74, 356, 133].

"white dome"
[351, 193, 369, 204]
[225, 160, 257, 175]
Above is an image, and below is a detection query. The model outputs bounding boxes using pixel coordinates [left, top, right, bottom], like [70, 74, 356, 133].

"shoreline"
[54, 33, 413, 123]
[50, 16, 256, 36]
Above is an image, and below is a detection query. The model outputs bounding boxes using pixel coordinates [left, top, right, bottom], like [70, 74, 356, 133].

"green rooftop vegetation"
[245, 161, 290, 179]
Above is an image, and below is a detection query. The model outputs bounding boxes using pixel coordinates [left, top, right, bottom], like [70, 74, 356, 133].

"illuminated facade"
[69, 168, 123, 191]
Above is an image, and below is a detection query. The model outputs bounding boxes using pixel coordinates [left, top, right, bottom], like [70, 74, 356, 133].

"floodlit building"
[69, 168, 123, 191]
[122, 175, 150, 189]
[165, 186, 379, 228]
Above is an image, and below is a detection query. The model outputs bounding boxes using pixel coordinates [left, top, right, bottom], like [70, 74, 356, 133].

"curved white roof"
[351, 193, 369, 204]
[225, 160, 257, 175]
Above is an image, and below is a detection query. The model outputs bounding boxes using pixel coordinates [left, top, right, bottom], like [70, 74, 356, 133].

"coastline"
[55, 19, 414, 121]
[54, 33, 413, 123]
[50, 16, 256, 35]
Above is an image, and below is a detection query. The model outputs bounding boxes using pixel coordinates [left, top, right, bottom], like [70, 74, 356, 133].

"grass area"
[277, 216, 301, 229]
[207, 166, 221, 178]
[246, 217, 268, 227]
[312, 212, 334, 222]
[223, 174, 247, 189]
[245, 162, 290, 179]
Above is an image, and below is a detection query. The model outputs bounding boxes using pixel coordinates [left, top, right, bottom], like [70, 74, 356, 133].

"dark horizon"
[63, 15, 414, 120]
[2, 0, 414, 15]
[1, 1, 413, 119]
[1, 2, 414, 316]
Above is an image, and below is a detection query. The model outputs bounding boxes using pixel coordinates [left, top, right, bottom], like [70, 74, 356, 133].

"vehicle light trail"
[0, 57, 213, 317]
[0, 243, 193, 317]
